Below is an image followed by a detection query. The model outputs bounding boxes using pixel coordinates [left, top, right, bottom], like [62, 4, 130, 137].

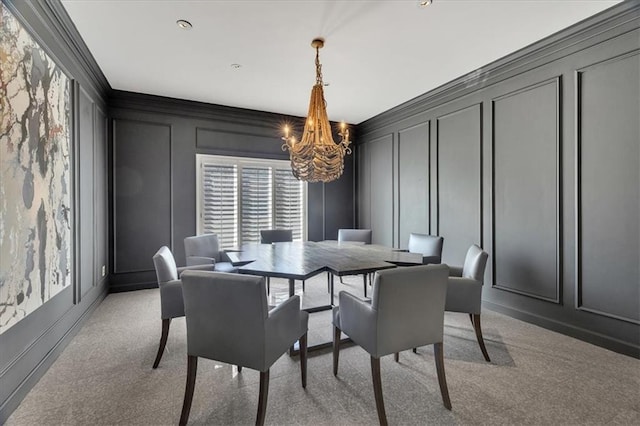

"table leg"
[288, 278, 297, 356]
[363, 274, 367, 298]
[330, 274, 335, 306]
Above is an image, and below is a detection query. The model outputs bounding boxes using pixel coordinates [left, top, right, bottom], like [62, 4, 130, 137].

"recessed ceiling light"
[230, 64, 242, 69]
[418, 0, 433, 7]
[176, 19, 192, 30]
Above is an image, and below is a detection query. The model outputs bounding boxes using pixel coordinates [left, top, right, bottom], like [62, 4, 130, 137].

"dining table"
[225, 240, 424, 354]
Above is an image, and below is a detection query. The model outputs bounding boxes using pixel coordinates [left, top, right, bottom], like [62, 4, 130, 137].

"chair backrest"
[371, 264, 449, 354]
[260, 229, 293, 244]
[462, 245, 489, 282]
[181, 270, 269, 370]
[153, 246, 178, 283]
[338, 228, 372, 244]
[408, 233, 444, 258]
[184, 234, 221, 264]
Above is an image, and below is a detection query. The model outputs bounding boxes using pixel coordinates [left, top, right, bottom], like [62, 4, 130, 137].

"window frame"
[196, 154, 308, 248]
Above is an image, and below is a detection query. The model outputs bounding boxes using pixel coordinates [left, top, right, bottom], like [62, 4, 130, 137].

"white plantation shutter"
[241, 167, 273, 244]
[200, 163, 238, 249]
[197, 154, 306, 246]
[274, 168, 304, 241]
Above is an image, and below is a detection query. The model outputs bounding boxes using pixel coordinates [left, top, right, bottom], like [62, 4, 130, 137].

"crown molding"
[42, 0, 111, 97]
[357, 0, 640, 137]
[3, 0, 112, 103]
[109, 90, 355, 136]
[109, 90, 306, 129]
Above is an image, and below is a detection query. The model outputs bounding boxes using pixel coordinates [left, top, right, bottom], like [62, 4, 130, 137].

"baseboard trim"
[0, 282, 109, 423]
[109, 281, 157, 293]
[483, 300, 640, 359]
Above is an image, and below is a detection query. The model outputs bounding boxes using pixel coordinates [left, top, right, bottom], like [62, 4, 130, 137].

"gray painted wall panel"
[324, 153, 355, 240]
[357, 143, 371, 230]
[78, 88, 95, 298]
[437, 105, 482, 265]
[493, 79, 560, 302]
[578, 52, 640, 323]
[114, 120, 172, 273]
[94, 106, 108, 284]
[368, 135, 394, 246]
[398, 122, 430, 249]
[196, 128, 285, 159]
[307, 183, 325, 241]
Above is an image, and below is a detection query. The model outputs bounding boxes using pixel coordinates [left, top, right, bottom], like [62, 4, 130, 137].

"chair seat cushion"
[214, 262, 238, 273]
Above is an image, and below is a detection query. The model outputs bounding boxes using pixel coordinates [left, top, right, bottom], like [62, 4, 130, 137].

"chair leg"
[153, 318, 171, 369]
[433, 342, 452, 410]
[266, 277, 270, 295]
[340, 276, 344, 284]
[371, 356, 388, 426]
[333, 326, 341, 376]
[394, 352, 399, 363]
[327, 273, 331, 292]
[299, 333, 308, 388]
[302, 280, 305, 291]
[472, 314, 491, 362]
[469, 313, 474, 326]
[256, 370, 270, 426]
[179, 355, 198, 426]
[237, 365, 242, 373]
[412, 348, 417, 354]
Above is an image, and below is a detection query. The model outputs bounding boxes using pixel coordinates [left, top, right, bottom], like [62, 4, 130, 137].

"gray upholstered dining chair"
[407, 233, 444, 264]
[183, 233, 238, 273]
[259, 229, 296, 293]
[178, 270, 309, 426]
[446, 244, 491, 362]
[336, 228, 373, 295]
[338, 228, 372, 245]
[151, 246, 214, 369]
[333, 264, 452, 424]
[259, 229, 293, 244]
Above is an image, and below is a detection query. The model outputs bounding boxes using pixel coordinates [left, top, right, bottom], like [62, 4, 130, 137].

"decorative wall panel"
[78, 87, 94, 299]
[0, 4, 72, 333]
[492, 78, 560, 302]
[577, 52, 640, 323]
[368, 134, 394, 246]
[357, 142, 371, 230]
[437, 105, 482, 265]
[113, 119, 171, 273]
[398, 122, 430, 249]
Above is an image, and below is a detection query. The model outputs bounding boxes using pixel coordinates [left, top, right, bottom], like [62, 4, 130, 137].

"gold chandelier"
[282, 38, 351, 183]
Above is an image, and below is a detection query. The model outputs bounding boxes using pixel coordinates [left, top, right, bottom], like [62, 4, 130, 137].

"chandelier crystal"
[282, 38, 351, 183]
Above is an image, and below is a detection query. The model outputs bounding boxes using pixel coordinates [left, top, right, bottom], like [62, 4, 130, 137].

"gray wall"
[109, 92, 355, 292]
[0, 0, 110, 421]
[356, 2, 640, 357]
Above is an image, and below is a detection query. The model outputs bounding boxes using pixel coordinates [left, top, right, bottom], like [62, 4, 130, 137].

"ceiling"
[61, 0, 621, 124]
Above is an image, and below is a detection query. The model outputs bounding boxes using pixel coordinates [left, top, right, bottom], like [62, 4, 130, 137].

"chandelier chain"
[315, 47, 323, 85]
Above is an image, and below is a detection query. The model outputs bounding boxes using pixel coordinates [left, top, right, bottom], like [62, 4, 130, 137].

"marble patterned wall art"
[0, 3, 72, 333]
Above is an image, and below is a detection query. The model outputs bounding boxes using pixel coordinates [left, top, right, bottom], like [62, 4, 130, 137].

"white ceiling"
[61, 0, 620, 124]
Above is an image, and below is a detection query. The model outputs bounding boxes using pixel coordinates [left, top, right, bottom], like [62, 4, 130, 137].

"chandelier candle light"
[282, 38, 351, 183]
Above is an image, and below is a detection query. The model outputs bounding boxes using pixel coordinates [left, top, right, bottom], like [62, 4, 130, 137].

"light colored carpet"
[6, 274, 640, 425]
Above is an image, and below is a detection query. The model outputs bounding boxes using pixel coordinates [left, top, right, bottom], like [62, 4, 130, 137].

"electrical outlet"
[101, 265, 106, 277]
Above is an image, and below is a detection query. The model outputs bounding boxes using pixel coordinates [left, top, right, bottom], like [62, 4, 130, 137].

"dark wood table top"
[225, 241, 423, 280]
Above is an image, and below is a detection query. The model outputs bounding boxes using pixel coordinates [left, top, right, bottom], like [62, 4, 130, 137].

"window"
[196, 154, 307, 249]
